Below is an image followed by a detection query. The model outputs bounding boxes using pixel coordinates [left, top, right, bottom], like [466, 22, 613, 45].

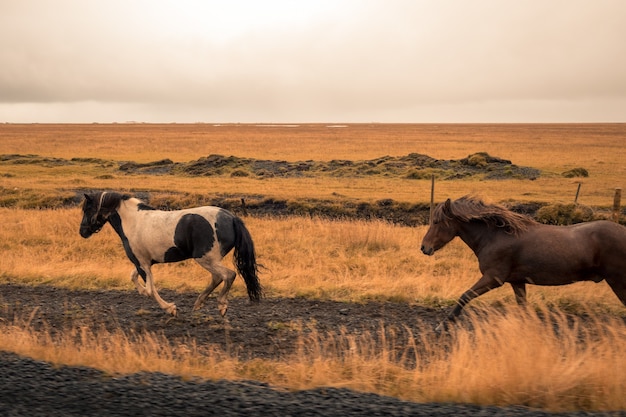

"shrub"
[535, 203, 594, 225]
[562, 167, 589, 178]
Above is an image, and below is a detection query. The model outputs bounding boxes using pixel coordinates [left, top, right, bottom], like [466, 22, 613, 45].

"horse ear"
[443, 198, 452, 211]
[84, 193, 92, 201]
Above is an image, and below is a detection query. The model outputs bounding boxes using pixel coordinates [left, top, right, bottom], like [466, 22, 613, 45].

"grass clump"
[535, 203, 595, 225]
[562, 167, 589, 178]
[0, 187, 78, 209]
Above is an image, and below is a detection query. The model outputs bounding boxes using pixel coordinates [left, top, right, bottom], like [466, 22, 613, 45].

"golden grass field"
[1, 123, 625, 206]
[1, 123, 625, 411]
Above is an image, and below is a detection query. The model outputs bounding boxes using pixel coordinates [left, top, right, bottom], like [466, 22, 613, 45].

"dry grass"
[2, 207, 623, 312]
[1, 123, 624, 206]
[1, 123, 626, 410]
[1, 304, 625, 412]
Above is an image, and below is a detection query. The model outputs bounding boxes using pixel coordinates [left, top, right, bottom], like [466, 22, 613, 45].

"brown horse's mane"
[434, 195, 537, 235]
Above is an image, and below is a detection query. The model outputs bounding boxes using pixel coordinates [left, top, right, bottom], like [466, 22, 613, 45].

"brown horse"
[420, 196, 626, 331]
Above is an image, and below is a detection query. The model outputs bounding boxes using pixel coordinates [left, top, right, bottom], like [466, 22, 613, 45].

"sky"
[1, 0, 625, 123]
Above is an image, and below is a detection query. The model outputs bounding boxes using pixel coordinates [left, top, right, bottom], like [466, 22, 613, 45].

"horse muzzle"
[421, 245, 435, 256]
[79, 223, 103, 238]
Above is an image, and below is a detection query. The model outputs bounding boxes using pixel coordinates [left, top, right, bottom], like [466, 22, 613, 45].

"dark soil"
[0, 283, 443, 360]
[0, 284, 624, 416]
[115, 152, 541, 180]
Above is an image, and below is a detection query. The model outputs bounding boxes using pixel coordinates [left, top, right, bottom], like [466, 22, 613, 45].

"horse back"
[166, 206, 238, 261]
[487, 220, 626, 285]
[517, 220, 626, 256]
[121, 204, 238, 264]
[580, 220, 626, 258]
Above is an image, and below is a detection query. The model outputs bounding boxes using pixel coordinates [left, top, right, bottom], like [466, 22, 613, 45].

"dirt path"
[0, 283, 443, 360]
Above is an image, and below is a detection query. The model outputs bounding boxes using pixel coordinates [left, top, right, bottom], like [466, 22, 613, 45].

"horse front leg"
[130, 269, 149, 296]
[436, 274, 503, 332]
[142, 265, 177, 317]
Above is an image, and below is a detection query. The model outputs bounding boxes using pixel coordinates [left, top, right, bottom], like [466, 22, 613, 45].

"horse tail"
[232, 216, 263, 302]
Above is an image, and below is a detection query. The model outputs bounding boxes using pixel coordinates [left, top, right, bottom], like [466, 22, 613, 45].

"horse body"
[116, 201, 225, 263]
[503, 221, 624, 285]
[421, 196, 626, 330]
[80, 191, 262, 317]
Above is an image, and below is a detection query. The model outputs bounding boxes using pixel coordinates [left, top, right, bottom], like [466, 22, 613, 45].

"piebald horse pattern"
[80, 191, 262, 317]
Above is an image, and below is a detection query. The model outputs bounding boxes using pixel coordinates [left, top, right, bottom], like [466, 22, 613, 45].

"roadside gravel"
[2, 352, 622, 417]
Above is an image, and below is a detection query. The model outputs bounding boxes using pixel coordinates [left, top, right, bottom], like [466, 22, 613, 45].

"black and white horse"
[79, 191, 262, 317]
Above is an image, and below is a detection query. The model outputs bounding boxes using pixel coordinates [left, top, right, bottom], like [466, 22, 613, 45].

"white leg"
[130, 269, 149, 296]
[142, 265, 177, 316]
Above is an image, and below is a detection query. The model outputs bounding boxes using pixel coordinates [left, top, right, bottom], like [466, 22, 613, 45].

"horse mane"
[96, 191, 128, 213]
[89, 192, 157, 214]
[434, 195, 537, 235]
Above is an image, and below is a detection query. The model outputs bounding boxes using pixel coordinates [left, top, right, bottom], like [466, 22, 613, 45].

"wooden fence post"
[429, 174, 435, 225]
[612, 188, 622, 223]
[574, 182, 582, 203]
[241, 198, 248, 216]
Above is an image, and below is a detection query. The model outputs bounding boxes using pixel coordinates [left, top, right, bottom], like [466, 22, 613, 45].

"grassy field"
[1, 123, 625, 411]
[1, 123, 625, 206]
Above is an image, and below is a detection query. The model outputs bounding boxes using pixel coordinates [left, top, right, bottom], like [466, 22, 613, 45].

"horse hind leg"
[193, 270, 222, 312]
[193, 258, 237, 317]
[605, 276, 626, 307]
[511, 282, 527, 306]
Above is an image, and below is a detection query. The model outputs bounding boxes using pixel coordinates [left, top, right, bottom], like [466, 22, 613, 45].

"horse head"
[420, 198, 459, 255]
[79, 192, 116, 238]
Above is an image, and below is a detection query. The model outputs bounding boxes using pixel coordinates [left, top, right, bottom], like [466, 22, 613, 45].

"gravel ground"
[0, 284, 624, 416]
[2, 352, 623, 417]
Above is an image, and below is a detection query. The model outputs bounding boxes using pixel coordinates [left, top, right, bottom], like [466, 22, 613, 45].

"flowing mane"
[422, 195, 626, 331]
[433, 195, 536, 235]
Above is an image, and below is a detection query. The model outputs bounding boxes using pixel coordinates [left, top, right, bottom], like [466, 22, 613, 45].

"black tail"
[232, 216, 262, 302]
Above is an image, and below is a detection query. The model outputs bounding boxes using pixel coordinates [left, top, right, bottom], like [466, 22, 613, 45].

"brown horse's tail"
[232, 217, 263, 302]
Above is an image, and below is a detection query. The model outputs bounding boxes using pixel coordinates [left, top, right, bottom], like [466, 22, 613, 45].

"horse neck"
[456, 220, 497, 256]
[109, 198, 140, 236]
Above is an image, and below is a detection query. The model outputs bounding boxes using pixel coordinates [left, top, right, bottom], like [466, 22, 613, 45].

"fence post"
[241, 198, 248, 216]
[612, 188, 622, 223]
[574, 182, 582, 203]
[429, 174, 435, 225]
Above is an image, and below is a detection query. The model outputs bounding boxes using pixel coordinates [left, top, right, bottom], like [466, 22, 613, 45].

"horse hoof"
[219, 305, 228, 317]
[168, 305, 178, 317]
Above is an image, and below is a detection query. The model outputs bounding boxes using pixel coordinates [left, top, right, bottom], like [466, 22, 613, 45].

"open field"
[1, 123, 625, 207]
[1, 123, 626, 413]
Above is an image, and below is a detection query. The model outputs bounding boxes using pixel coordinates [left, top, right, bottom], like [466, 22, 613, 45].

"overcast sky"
[1, 0, 625, 123]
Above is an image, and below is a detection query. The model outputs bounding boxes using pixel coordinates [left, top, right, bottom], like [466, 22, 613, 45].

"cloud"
[1, 0, 625, 122]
